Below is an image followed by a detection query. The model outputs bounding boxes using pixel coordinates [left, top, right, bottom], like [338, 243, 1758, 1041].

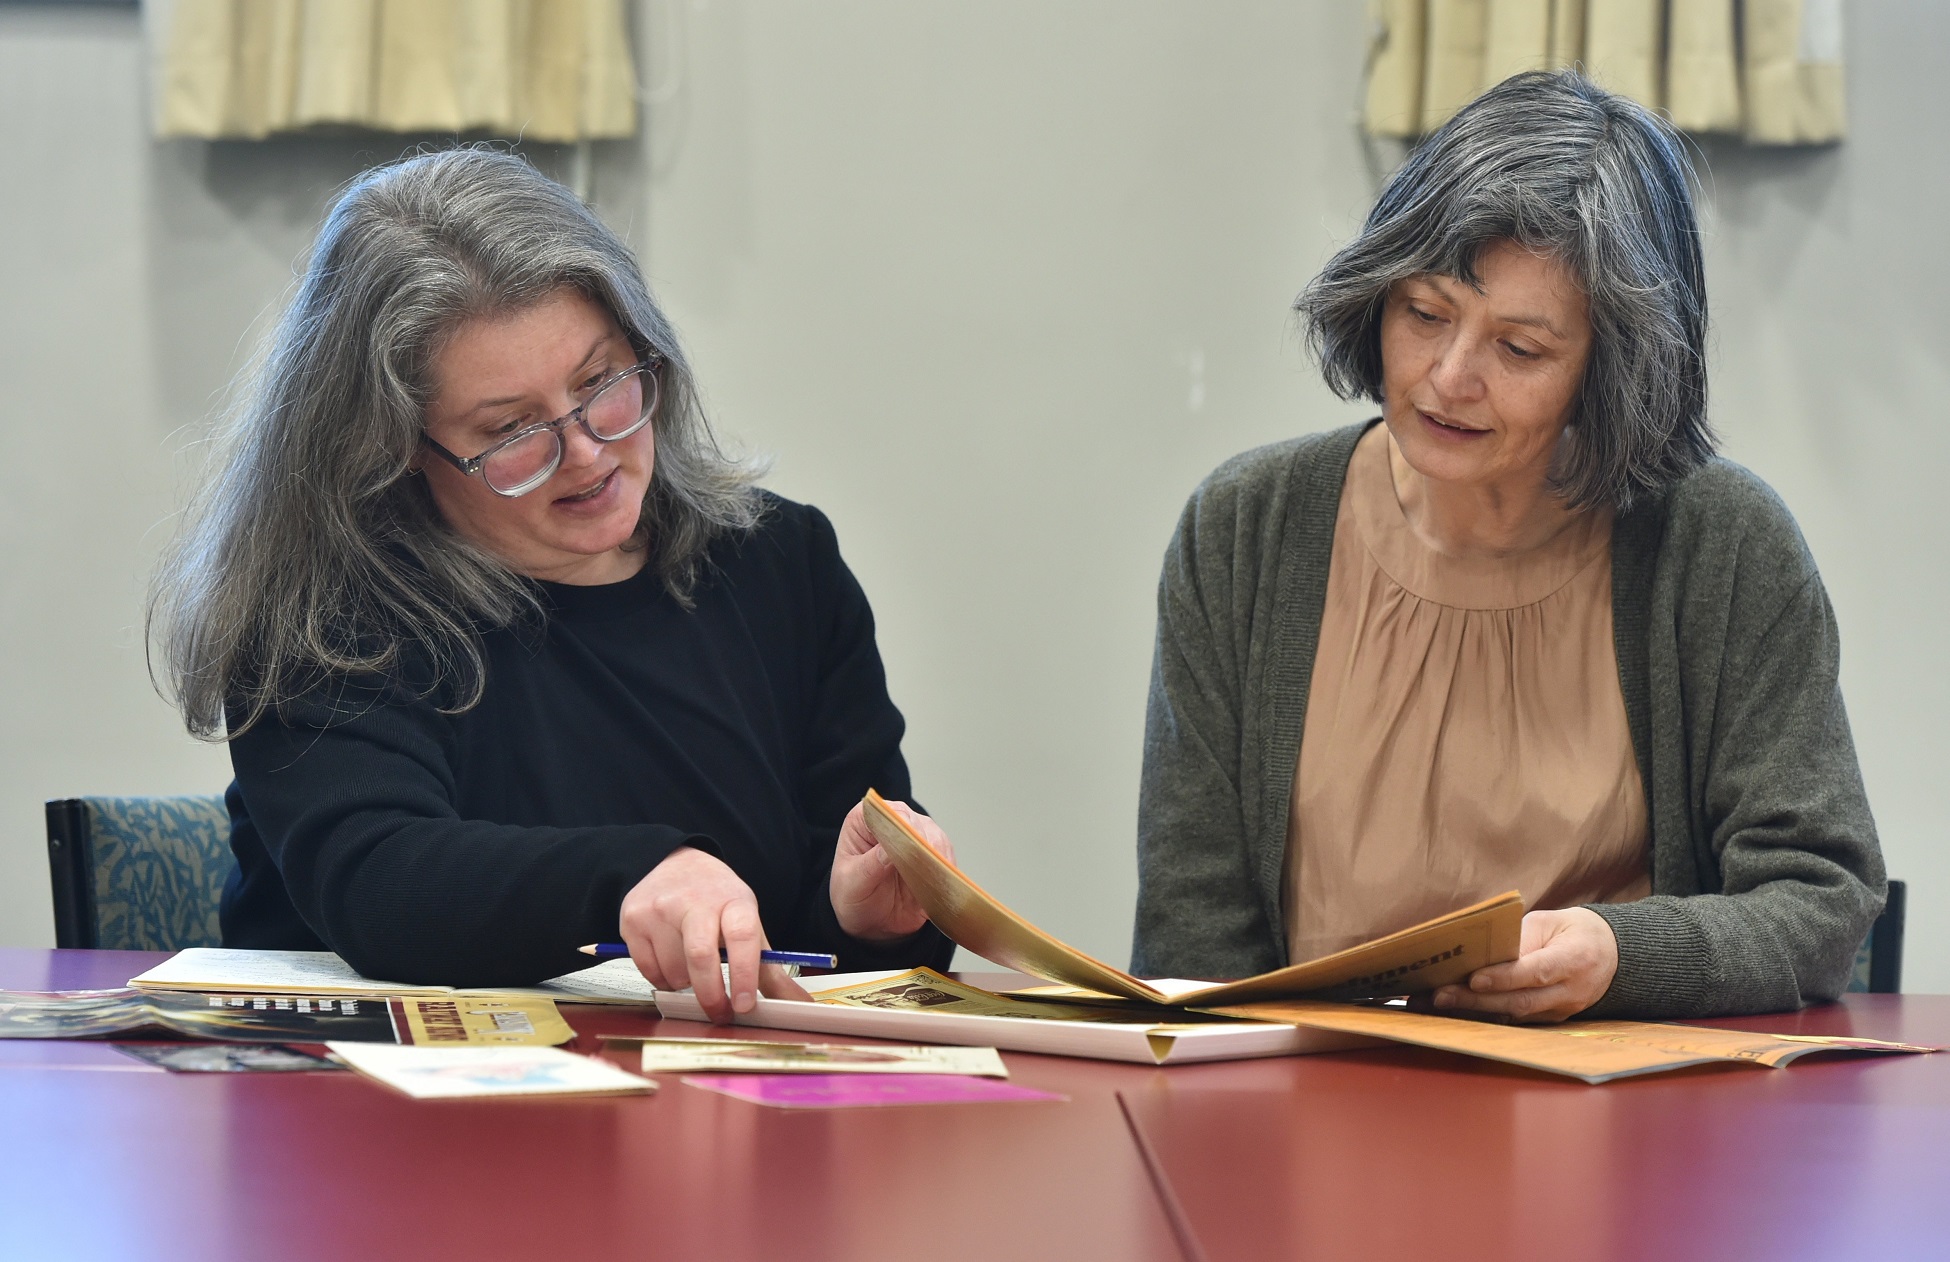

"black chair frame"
[45, 798, 100, 950]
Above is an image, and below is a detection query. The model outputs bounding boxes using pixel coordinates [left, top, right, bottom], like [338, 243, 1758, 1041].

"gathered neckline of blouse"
[1351, 426, 1612, 612]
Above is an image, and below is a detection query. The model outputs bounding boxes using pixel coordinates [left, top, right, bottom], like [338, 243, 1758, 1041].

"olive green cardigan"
[1132, 422, 1885, 1019]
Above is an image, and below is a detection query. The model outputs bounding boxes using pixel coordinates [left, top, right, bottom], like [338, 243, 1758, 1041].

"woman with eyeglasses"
[151, 149, 952, 1019]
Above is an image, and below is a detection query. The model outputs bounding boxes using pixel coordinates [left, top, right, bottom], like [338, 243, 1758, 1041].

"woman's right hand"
[618, 846, 809, 1022]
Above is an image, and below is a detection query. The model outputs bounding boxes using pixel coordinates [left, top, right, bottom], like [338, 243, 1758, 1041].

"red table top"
[2, 948, 1944, 1262]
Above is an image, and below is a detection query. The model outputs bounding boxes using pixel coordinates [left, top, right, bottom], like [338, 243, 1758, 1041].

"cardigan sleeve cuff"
[1581, 899, 1716, 1020]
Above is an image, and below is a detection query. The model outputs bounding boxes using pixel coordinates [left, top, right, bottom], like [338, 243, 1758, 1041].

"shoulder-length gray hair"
[1299, 70, 1712, 511]
[151, 147, 764, 739]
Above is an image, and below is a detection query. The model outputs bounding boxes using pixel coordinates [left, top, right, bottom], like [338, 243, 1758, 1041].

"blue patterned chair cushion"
[1845, 938, 1874, 994]
[84, 795, 234, 952]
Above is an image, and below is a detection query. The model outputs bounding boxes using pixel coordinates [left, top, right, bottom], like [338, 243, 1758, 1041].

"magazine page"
[861, 790, 1522, 1004]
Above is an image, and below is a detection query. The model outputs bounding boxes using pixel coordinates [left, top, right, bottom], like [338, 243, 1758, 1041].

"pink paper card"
[681, 1073, 1066, 1109]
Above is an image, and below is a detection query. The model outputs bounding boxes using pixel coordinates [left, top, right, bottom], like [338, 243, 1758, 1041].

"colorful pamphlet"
[327, 1043, 656, 1100]
[619, 1036, 1008, 1077]
[680, 1073, 1064, 1109]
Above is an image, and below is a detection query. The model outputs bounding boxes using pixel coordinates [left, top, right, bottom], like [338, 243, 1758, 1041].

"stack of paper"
[653, 969, 1368, 1065]
[129, 949, 658, 1006]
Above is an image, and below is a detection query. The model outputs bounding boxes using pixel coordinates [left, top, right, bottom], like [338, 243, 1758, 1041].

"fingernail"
[734, 991, 755, 1014]
[1433, 990, 1454, 1008]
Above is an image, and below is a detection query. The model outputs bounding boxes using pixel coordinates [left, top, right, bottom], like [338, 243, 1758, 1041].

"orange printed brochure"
[859, 789, 1524, 1007]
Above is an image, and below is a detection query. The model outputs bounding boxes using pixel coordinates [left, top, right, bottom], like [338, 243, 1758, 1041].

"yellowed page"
[634, 1039, 1008, 1077]
[1559, 1020, 1935, 1067]
[1186, 890, 1524, 1004]
[862, 791, 1523, 1005]
[862, 792, 1171, 1002]
[392, 996, 576, 1047]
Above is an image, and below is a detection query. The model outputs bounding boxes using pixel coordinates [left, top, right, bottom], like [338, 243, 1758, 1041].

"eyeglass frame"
[419, 357, 663, 498]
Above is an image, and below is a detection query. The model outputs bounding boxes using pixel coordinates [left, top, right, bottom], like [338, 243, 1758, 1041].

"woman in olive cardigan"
[1132, 72, 1883, 1022]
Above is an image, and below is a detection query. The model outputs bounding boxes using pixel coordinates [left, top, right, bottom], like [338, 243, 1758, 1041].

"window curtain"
[1363, 0, 1845, 144]
[155, 0, 638, 142]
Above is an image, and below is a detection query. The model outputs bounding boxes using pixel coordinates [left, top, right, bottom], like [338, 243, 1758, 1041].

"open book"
[860, 789, 1524, 1006]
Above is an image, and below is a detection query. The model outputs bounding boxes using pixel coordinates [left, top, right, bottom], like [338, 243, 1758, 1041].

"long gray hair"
[1299, 70, 1712, 511]
[151, 147, 763, 740]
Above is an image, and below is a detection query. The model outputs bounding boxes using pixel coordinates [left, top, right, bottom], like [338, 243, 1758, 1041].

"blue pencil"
[575, 943, 838, 969]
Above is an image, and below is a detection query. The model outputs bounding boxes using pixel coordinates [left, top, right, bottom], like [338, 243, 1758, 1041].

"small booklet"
[0, 988, 574, 1047]
[860, 789, 1524, 1006]
[328, 1043, 656, 1100]
[616, 1036, 1008, 1077]
[129, 949, 657, 1006]
[681, 1073, 1061, 1109]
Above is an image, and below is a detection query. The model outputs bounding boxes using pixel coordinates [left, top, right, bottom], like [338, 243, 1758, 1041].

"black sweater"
[221, 495, 953, 986]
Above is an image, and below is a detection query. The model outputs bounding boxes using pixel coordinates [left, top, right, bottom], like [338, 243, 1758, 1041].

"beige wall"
[2, 2, 1945, 990]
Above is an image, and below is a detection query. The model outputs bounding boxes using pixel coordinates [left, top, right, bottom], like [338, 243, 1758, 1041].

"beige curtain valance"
[156, 0, 638, 142]
[1364, 0, 1845, 144]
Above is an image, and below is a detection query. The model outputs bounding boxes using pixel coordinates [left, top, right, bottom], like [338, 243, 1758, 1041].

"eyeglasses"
[421, 360, 662, 497]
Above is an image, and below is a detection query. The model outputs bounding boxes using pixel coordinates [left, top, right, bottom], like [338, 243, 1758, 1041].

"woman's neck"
[526, 543, 649, 586]
[1385, 430, 1582, 559]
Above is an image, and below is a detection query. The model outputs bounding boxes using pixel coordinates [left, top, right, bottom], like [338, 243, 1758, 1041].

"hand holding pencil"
[614, 798, 950, 1024]
[615, 846, 811, 1022]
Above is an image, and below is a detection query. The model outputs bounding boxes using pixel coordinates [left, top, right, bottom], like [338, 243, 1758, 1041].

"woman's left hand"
[1431, 907, 1618, 1023]
[830, 799, 956, 941]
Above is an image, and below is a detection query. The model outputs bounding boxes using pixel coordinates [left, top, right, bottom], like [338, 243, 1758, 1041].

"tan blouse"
[1284, 424, 1650, 962]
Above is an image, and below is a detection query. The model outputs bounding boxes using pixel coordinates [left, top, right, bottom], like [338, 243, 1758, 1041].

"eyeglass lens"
[482, 370, 654, 495]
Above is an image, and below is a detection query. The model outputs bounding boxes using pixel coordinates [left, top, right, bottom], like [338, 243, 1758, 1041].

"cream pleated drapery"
[1364, 0, 1845, 144]
[155, 0, 638, 142]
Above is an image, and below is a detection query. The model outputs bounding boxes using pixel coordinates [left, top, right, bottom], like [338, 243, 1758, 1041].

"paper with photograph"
[626, 1037, 1007, 1077]
[812, 968, 1236, 1027]
[860, 789, 1523, 1005]
[681, 1073, 1062, 1109]
[329, 1043, 654, 1100]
